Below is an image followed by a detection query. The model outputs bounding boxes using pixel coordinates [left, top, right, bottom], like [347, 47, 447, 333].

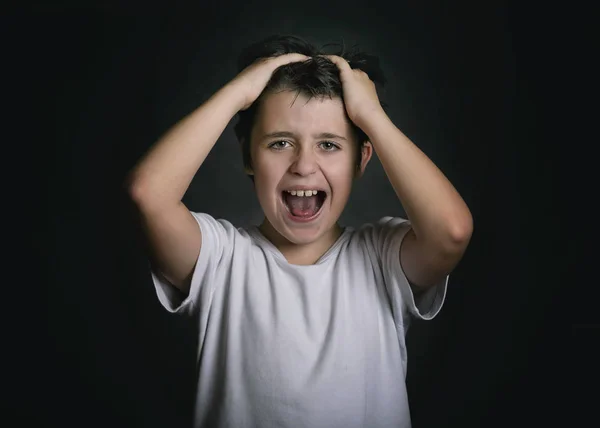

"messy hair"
[233, 34, 387, 176]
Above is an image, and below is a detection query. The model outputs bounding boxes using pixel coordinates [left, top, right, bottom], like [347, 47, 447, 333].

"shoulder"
[190, 211, 254, 232]
[350, 216, 411, 242]
[190, 211, 237, 231]
[334, 217, 411, 261]
[189, 211, 257, 248]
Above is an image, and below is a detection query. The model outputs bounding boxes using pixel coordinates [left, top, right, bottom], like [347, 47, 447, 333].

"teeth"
[286, 190, 319, 197]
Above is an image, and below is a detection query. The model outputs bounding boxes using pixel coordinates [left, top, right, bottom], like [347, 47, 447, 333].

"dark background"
[9, 1, 570, 427]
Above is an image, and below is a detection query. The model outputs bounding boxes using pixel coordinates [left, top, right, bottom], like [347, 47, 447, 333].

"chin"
[278, 224, 326, 245]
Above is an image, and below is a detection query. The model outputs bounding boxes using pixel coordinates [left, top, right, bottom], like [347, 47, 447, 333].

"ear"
[355, 141, 373, 178]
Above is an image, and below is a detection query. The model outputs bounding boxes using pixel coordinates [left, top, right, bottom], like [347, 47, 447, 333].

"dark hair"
[233, 34, 387, 176]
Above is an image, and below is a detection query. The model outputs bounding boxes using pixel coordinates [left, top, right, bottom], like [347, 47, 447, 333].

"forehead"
[252, 90, 352, 137]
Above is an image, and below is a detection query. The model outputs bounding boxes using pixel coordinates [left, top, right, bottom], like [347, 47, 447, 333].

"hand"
[323, 55, 384, 128]
[230, 53, 310, 111]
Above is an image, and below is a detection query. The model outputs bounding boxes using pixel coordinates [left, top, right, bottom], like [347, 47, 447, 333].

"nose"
[289, 147, 318, 176]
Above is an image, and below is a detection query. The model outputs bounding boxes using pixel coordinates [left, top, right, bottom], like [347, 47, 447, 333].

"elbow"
[125, 172, 179, 214]
[447, 211, 474, 250]
[418, 214, 473, 259]
[125, 171, 144, 203]
[430, 206, 473, 255]
[125, 171, 154, 208]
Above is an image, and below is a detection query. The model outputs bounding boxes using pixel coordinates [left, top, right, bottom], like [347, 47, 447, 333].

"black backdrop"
[11, 1, 567, 427]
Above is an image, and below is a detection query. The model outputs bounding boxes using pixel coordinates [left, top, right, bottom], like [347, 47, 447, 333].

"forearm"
[361, 111, 473, 250]
[127, 82, 244, 210]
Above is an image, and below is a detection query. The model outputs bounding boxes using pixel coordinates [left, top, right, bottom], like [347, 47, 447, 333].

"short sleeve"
[375, 216, 448, 328]
[150, 212, 236, 316]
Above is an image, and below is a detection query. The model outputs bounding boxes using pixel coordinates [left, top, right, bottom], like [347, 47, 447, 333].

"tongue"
[285, 194, 318, 217]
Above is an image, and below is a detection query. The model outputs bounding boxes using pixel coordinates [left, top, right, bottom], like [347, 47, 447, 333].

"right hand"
[230, 53, 310, 111]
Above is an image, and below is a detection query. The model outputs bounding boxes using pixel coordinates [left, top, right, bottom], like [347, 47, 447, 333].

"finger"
[271, 53, 310, 67]
[321, 54, 352, 73]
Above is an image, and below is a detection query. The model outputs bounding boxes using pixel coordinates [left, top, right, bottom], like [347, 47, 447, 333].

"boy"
[127, 35, 473, 428]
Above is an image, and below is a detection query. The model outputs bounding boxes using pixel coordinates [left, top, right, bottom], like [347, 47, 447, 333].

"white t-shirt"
[152, 212, 447, 428]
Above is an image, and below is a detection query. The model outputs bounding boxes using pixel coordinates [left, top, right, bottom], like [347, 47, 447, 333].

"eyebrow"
[261, 131, 347, 141]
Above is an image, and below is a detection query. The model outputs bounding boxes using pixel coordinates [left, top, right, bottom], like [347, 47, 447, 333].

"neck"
[258, 220, 343, 265]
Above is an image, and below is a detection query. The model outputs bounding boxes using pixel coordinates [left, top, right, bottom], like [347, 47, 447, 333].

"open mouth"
[281, 190, 327, 220]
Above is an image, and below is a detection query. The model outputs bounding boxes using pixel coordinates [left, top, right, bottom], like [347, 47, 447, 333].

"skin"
[246, 90, 372, 265]
[127, 51, 473, 295]
[127, 53, 311, 291]
[244, 54, 473, 289]
[325, 55, 473, 289]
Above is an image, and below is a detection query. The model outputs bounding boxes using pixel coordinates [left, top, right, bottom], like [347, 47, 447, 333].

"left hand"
[323, 55, 385, 129]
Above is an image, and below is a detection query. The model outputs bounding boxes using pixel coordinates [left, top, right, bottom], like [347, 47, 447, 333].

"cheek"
[255, 156, 285, 177]
[326, 154, 357, 182]
[321, 162, 355, 206]
[253, 155, 287, 195]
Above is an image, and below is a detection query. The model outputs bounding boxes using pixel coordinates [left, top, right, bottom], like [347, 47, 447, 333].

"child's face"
[248, 90, 371, 245]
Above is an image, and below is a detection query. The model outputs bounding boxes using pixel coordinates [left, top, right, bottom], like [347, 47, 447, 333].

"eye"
[319, 141, 340, 151]
[268, 140, 291, 150]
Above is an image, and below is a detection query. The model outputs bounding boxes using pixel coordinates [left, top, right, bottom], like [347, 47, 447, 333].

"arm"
[326, 55, 473, 290]
[126, 53, 309, 293]
[127, 83, 242, 293]
[361, 113, 473, 290]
